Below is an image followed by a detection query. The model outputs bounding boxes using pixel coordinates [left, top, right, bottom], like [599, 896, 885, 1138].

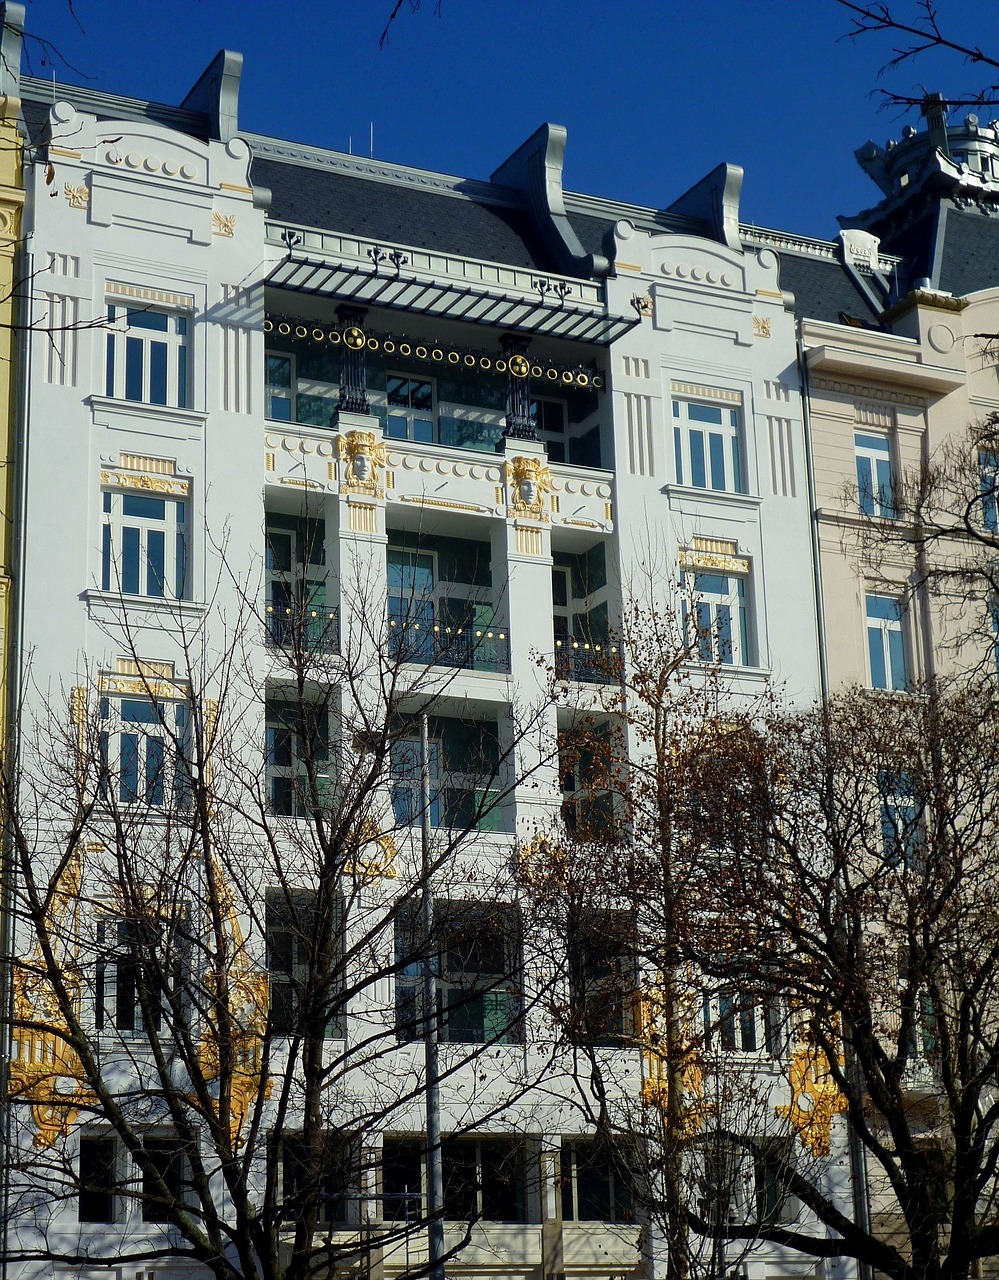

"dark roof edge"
[21, 74, 210, 135]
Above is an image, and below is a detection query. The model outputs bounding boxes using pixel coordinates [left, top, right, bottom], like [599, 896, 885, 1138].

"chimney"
[921, 93, 950, 157]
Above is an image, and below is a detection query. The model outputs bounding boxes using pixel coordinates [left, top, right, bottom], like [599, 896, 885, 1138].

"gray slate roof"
[775, 252, 882, 325]
[936, 207, 999, 296]
[252, 157, 555, 272]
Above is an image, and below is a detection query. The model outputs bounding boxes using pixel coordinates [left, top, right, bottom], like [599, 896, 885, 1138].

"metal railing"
[387, 618, 510, 673]
[266, 604, 339, 652]
[554, 635, 623, 684]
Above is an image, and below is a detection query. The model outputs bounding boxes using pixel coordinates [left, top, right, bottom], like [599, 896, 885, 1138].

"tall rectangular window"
[106, 305, 189, 408]
[704, 992, 782, 1056]
[265, 514, 333, 650]
[265, 888, 343, 1037]
[441, 1138, 527, 1223]
[682, 571, 751, 666]
[855, 431, 895, 517]
[879, 770, 921, 868]
[981, 450, 999, 533]
[95, 915, 170, 1034]
[567, 912, 635, 1046]
[99, 696, 190, 809]
[266, 353, 294, 421]
[101, 489, 188, 599]
[79, 1136, 117, 1223]
[672, 399, 743, 493]
[866, 594, 908, 690]
[532, 397, 568, 462]
[141, 1135, 192, 1223]
[265, 699, 331, 817]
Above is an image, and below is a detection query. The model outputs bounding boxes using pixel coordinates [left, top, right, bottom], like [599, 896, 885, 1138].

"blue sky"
[18, 0, 992, 238]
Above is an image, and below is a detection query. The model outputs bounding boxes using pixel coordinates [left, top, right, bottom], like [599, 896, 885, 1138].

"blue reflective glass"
[149, 341, 168, 405]
[673, 427, 683, 484]
[120, 700, 160, 724]
[101, 524, 111, 591]
[122, 495, 165, 519]
[124, 337, 143, 401]
[126, 309, 169, 332]
[176, 531, 186, 598]
[868, 627, 888, 689]
[176, 343, 188, 409]
[709, 432, 726, 491]
[120, 733, 139, 802]
[147, 529, 165, 596]
[121, 526, 140, 595]
[105, 332, 115, 396]
[146, 737, 165, 806]
[689, 430, 706, 488]
[687, 403, 724, 425]
[716, 604, 733, 664]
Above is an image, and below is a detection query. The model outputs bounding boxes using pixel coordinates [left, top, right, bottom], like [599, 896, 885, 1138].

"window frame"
[264, 698, 332, 818]
[101, 485, 189, 601]
[672, 397, 744, 494]
[271, 1130, 356, 1228]
[395, 900, 523, 1046]
[855, 430, 896, 518]
[386, 373, 436, 443]
[78, 1134, 118, 1224]
[865, 592, 909, 691]
[265, 887, 345, 1038]
[682, 569, 752, 667]
[140, 1133, 193, 1224]
[560, 1139, 635, 1224]
[105, 303, 190, 409]
[98, 693, 191, 811]
[265, 513, 334, 650]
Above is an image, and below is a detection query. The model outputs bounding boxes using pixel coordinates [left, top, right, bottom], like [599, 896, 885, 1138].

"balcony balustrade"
[387, 617, 510, 674]
[266, 603, 339, 652]
[554, 634, 622, 684]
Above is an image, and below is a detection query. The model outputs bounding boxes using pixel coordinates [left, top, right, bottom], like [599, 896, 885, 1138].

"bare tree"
[837, 1, 999, 109]
[2, 540, 560, 1280]
[715, 680, 999, 1280]
[523, 569, 785, 1280]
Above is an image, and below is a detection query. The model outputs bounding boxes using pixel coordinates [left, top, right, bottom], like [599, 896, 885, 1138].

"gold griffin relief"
[9, 849, 95, 1147]
[776, 1043, 849, 1156]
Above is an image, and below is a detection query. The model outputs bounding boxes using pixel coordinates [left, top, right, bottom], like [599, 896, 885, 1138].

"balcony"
[554, 634, 622, 684]
[387, 617, 509, 674]
[265, 603, 339, 652]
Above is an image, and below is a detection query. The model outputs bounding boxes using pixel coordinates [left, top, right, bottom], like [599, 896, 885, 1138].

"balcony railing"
[266, 604, 339, 652]
[387, 618, 510, 673]
[554, 635, 623, 684]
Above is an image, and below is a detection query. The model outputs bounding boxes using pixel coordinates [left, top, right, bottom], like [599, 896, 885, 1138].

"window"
[382, 1136, 529, 1224]
[682, 571, 751, 666]
[705, 991, 782, 1055]
[266, 353, 294, 421]
[855, 431, 895, 517]
[386, 375, 434, 442]
[879, 770, 922, 868]
[387, 547, 437, 663]
[753, 1139, 800, 1225]
[265, 514, 334, 650]
[981, 450, 999, 533]
[79, 1136, 117, 1223]
[567, 913, 635, 1045]
[560, 1140, 634, 1223]
[141, 1135, 192, 1223]
[389, 719, 503, 832]
[383, 1138, 426, 1222]
[106, 305, 189, 408]
[442, 1138, 527, 1223]
[866, 593, 908, 690]
[672, 399, 743, 493]
[265, 699, 331, 817]
[99, 695, 190, 809]
[95, 913, 173, 1034]
[272, 1131, 355, 1227]
[265, 888, 343, 1037]
[395, 901, 522, 1045]
[101, 489, 188, 599]
[532, 397, 568, 462]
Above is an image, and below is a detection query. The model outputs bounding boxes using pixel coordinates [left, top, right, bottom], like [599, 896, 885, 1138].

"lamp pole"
[420, 711, 445, 1280]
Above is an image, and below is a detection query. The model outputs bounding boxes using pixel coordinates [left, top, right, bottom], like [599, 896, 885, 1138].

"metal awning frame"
[266, 253, 638, 346]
